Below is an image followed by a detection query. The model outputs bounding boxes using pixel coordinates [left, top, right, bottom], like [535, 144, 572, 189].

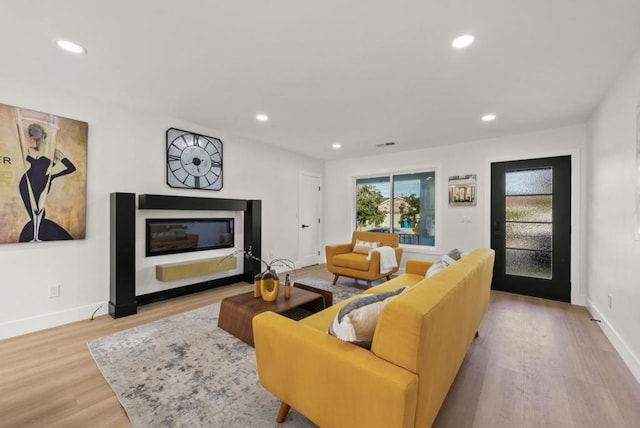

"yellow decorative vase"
[259, 269, 279, 302]
[253, 273, 263, 298]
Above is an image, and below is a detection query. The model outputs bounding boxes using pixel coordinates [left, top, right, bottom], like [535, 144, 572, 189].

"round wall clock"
[166, 128, 223, 190]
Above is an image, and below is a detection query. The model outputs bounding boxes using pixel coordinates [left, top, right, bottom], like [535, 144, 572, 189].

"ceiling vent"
[376, 141, 396, 147]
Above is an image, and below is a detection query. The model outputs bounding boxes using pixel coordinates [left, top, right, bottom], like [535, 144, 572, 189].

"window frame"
[351, 167, 440, 254]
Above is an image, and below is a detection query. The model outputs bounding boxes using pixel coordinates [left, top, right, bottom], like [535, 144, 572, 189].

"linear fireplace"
[146, 218, 234, 257]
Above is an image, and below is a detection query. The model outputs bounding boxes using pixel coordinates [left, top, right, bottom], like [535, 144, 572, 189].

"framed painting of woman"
[0, 103, 88, 243]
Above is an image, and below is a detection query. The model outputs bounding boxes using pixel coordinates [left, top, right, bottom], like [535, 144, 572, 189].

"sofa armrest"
[253, 312, 418, 428]
[405, 259, 433, 276]
[365, 247, 403, 273]
[394, 247, 404, 265]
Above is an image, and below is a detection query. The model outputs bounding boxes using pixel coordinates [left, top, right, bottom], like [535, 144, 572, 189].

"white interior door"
[299, 172, 321, 267]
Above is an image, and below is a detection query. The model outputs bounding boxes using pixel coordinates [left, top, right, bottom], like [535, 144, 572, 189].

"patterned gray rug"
[88, 282, 362, 428]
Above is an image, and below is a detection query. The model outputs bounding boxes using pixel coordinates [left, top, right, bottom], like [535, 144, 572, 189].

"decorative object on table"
[448, 174, 477, 206]
[253, 272, 263, 297]
[222, 247, 295, 302]
[284, 273, 291, 299]
[0, 103, 88, 244]
[166, 127, 223, 190]
[259, 269, 279, 302]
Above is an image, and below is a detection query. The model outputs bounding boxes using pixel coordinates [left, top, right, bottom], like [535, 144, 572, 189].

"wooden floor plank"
[471, 363, 525, 428]
[522, 369, 574, 428]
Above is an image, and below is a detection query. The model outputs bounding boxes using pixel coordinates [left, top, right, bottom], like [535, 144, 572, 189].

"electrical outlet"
[48, 284, 60, 298]
[608, 294, 612, 309]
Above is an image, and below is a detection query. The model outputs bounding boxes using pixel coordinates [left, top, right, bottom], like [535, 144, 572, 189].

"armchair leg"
[366, 281, 372, 288]
[332, 274, 339, 285]
[475, 331, 479, 339]
[386, 275, 391, 281]
[276, 402, 291, 423]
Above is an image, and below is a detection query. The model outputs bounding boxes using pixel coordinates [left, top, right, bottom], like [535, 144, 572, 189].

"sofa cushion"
[332, 252, 370, 271]
[328, 287, 406, 348]
[353, 239, 381, 255]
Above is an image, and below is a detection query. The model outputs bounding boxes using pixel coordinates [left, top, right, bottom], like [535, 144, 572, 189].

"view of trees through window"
[355, 171, 435, 246]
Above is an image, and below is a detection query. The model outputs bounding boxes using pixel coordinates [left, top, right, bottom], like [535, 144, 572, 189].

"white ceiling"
[1, 0, 640, 160]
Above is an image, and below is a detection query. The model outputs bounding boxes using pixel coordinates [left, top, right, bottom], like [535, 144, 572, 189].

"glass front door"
[491, 156, 571, 302]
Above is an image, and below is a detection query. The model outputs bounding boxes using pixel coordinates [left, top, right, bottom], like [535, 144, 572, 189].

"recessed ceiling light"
[256, 113, 268, 122]
[55, 40, 86, 54]
[452, 34, 475, 49]
[332, 143, 341, 149]
[482, 113, 497, 122]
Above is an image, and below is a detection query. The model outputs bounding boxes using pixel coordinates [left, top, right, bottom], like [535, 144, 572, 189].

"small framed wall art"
[448, 174, 477, 206]
[166, 128, 223, 190]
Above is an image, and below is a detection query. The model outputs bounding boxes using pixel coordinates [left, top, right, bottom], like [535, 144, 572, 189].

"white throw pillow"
[425, 260, 445, 278]
[328, 287, 406, 348]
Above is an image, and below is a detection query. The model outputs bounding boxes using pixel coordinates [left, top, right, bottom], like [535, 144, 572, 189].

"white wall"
[586, 47, 640, 382]
[0, 80, 323, 339]
[324, 124, 587, 305]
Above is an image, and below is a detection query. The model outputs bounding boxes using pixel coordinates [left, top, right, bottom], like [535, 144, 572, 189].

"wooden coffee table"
[217, 287, 325, 347]
[293, 278, 334, 307]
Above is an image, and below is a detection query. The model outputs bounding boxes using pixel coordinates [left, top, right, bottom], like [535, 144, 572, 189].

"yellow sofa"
[325, 231, 404, 288]
[253, 248, 495, 428]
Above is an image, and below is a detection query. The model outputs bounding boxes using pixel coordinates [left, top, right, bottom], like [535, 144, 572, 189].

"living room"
[1, 1, 640, 426]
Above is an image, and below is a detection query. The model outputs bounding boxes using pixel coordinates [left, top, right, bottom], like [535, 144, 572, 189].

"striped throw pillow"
[353, 239, 381, 255]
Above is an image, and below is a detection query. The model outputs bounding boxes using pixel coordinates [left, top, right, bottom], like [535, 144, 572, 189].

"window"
[355, 171, 435, 246]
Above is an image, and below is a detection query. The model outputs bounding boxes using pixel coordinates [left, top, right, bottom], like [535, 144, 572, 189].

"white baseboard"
[585, 297, 640, 384]
[0, 302, 109, 340]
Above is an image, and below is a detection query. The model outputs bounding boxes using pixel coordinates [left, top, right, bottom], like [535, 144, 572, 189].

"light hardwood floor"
[1, 265, 639, 427]
[434, 291, 640, 428]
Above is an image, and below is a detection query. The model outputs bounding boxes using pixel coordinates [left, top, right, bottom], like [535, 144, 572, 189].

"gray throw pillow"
[442, 248, 462, 266]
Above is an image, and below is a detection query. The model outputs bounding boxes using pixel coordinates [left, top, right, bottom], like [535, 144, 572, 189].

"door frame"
[298, 171, 322, 268]
[491, 156, 571, 302]
[483, 148, 583, 305]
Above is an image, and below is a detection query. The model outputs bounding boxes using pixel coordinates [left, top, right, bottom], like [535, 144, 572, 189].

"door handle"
[301, 224, 310, 228]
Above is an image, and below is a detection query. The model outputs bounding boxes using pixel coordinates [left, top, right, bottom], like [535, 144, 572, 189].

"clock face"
[166, 128, 223, 190]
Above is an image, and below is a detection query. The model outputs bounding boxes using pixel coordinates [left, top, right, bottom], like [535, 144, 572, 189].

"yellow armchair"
[325, 231, 403, 288]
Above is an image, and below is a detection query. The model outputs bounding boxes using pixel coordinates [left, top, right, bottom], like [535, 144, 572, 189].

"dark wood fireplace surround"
[109, 193, 261, 319]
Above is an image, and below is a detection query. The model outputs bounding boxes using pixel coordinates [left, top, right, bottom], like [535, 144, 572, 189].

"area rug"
[88, 283, 362, 427]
